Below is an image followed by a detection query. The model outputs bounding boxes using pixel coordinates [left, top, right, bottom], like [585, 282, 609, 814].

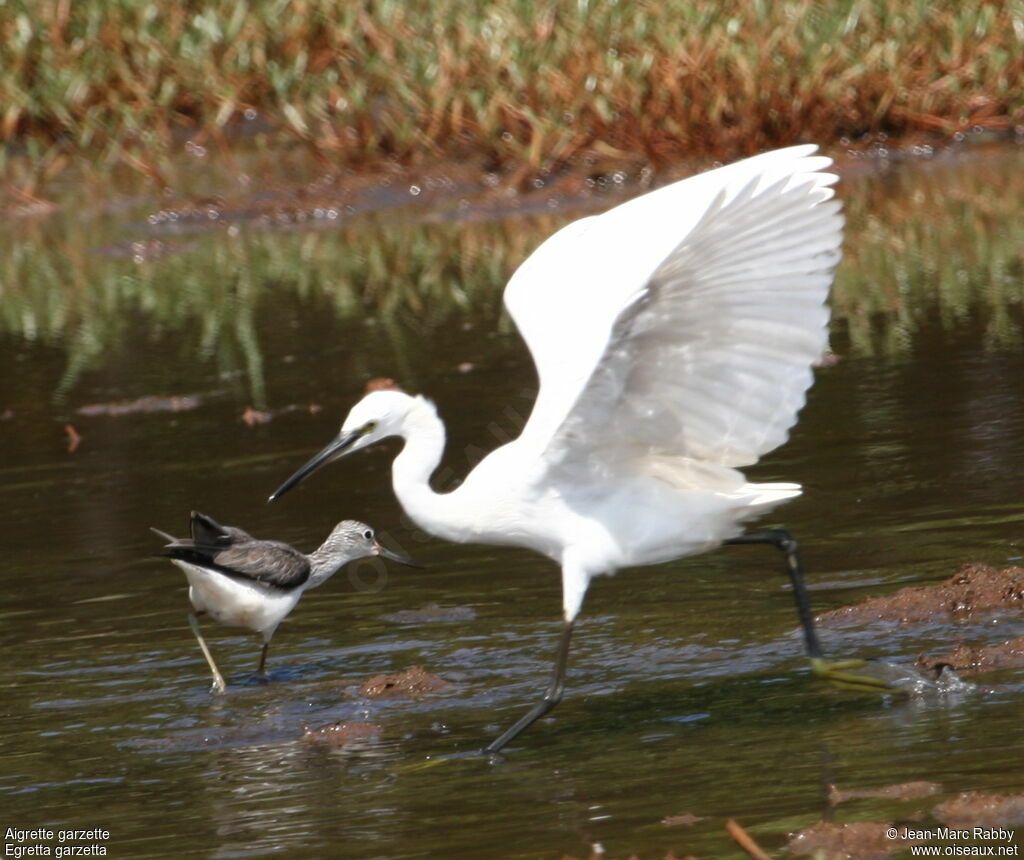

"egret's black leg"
[482, 621, 575, 756]
[188, 611, 227, 693]
[723, 529, 823, 659]
[724, 529, 893, 692]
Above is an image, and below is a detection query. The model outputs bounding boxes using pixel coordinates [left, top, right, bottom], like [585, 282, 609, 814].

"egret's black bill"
[376, 544, 424, 569]
[269, 429, 360, 502]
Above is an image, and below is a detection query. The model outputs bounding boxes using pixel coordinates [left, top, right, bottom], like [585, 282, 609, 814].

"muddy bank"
[788, 820, 927, 858]
[818, 563, 1024, 626]
[933, 792, 1024, 829]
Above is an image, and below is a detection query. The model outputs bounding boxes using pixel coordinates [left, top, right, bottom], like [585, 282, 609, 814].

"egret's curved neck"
[393, 397, 463, 541]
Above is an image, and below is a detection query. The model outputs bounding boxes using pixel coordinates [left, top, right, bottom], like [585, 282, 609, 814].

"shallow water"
[2, 144, 1024, 858]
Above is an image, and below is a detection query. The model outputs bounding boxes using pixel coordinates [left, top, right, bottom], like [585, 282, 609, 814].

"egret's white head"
[339, 390, 414, 450]
[269, 390, 418, 501]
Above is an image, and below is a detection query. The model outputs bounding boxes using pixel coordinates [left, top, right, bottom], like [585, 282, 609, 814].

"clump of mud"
[302, 721, 382, 746]
[787, 788, 1024, 858]
[916, 635, 1024, 678]
[660, 812, 703, 827]
[818, 563, 1024, 626]
[933, 791, 1024, 829]
[359, 666, 452, 698]
[828, 781, 943, 805]
[787, 820, 927, 858]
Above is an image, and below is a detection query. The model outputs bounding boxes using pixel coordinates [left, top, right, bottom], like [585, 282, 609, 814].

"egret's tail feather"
[642, 456, 747, 491]
[734, 482, 802, 520]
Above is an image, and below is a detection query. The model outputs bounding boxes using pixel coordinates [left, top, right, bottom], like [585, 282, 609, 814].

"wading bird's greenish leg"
[724, 529, 896, 693]
[188, 611, 227, 694]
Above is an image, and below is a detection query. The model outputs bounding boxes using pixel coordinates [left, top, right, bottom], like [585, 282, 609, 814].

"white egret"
[270, 145, 889, 752]
[153, 511, 417, 692]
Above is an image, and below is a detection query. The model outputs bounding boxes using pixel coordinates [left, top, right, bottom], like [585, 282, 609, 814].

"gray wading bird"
[270, 146, 891, 753]
[153, 512, 417, 691]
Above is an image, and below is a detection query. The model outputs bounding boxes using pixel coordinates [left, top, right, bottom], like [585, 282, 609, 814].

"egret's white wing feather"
[504, 145, 836, 452]
[542, 157, 843, 478]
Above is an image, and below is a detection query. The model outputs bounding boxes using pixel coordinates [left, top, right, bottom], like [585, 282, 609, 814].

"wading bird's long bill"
[269, 429, 362, 502]
[376, 543, 421, 567]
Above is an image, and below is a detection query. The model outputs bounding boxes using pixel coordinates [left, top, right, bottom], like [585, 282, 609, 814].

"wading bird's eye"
[363, 420, 378, 434]
[363, 529, 373, 540]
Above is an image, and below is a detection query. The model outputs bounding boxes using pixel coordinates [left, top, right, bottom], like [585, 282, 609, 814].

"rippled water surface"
[2, 145, 1023, 858]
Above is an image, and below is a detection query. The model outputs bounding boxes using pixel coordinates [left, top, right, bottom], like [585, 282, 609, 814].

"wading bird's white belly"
[174, 561, 301, 637]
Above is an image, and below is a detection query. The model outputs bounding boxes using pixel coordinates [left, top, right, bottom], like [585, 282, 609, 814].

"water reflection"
[1, 145, 1021, 404]
[1, 144, 1023, 858]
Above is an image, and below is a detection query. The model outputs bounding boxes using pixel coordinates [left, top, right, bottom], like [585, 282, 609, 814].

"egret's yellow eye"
[363, 420, 378, 434]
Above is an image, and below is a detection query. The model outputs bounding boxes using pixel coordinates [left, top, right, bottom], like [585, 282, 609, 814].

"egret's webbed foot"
[809, 657, 897, 693]
[724, 529, 896, 694]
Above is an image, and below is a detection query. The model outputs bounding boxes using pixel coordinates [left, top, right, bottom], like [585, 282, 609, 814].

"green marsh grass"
[2, 0, 1023, 178]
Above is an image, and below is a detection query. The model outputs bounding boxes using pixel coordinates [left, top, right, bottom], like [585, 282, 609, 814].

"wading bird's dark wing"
[208, 540, 311, 589]
[153, 525, 310, 590]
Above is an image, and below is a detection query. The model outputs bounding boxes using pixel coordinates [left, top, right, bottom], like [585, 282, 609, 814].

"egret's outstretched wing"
[538, 151, 842, 478]
[505, 147, 839, 456]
